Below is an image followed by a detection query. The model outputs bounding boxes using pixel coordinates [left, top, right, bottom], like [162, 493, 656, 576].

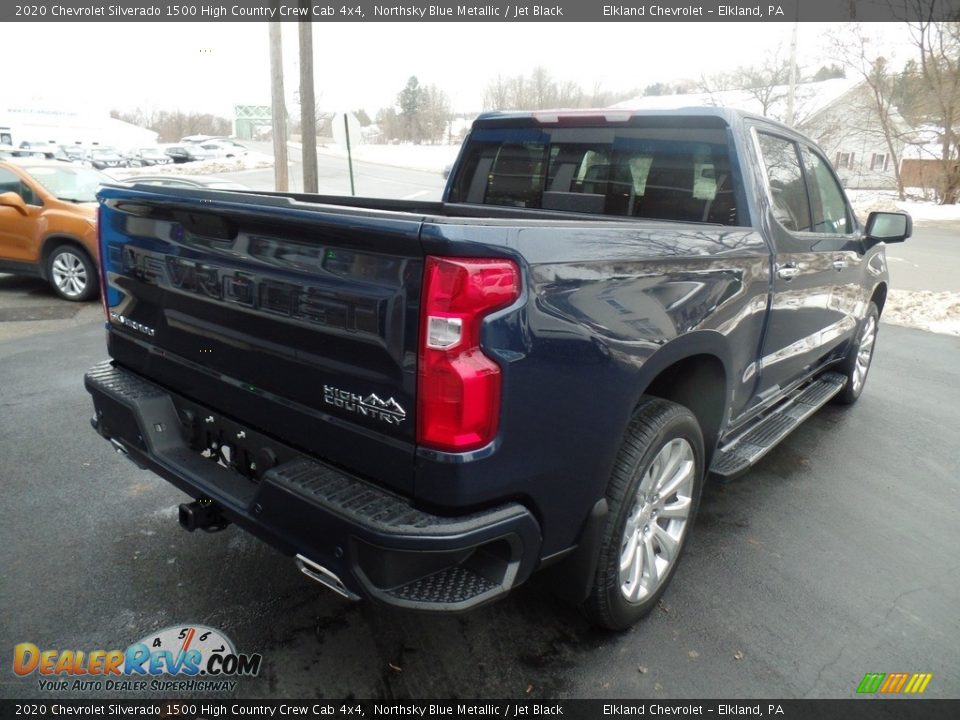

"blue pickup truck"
[85, 108, 910, 629]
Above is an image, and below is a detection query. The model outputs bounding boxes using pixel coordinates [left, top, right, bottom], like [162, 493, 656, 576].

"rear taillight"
[417, 256, 520, 452]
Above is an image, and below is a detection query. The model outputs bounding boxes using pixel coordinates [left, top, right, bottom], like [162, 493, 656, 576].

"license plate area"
[172, 395, 299, 483]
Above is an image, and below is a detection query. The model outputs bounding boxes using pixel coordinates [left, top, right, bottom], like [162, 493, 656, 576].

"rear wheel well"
[870, 283, 887, 316]
[642, 354, 726, 464]
[40, 236, 92, 280]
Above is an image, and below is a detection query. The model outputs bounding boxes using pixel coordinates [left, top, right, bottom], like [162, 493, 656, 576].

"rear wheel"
[47, 245, 97, 302]
[835, 302, 879, 405]
[582, 397, 705, 630]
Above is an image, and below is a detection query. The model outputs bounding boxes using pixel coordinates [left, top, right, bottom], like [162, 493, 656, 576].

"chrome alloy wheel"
[51, 251, 88, 298]
[619, 438, 696, 602]
[852, 315, 877, 395]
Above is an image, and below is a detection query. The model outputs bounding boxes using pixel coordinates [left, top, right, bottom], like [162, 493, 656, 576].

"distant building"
[611, 79, 912, 190]
[0, 103, 157, 148]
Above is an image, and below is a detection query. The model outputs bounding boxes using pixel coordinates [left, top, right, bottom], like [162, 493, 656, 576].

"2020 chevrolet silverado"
[85, 108, 910, 629]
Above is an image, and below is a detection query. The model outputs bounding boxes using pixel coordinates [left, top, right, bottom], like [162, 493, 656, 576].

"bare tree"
[421, 85, 452, 144]
[483, 68, 620, 111]
[828, 25, 912, 199]
[483, 75, 510, 110]
[110, 108, 232, 143]
[909, 19, 960, 203]
[698, 49, 792, 119]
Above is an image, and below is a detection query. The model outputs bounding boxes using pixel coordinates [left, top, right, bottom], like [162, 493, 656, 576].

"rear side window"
[800, 146, 853, 235]
[450, 124, 741, 225]
[756, 133, 812, 232]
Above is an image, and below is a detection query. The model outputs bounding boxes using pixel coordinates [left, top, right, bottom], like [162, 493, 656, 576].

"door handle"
[777, 265, 801, 280]
[832, 259, 847, 271]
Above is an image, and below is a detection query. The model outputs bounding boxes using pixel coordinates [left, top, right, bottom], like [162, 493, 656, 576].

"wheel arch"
[539, 331, 733, 607]
[870, 282, 888, 317]
[39, 234, 93, 280]
[631, 331, 733, 467]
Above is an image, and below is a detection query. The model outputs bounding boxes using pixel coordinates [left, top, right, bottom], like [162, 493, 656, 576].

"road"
[885, 221, 960, 292]
[0, 310, 958, 700]
[221, 142, 447, 200]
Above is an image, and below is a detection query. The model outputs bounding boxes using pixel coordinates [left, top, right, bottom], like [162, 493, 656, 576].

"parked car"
[195, 140, 247, 160]
[0, 159, 110, 300]
[58, 146, 87, 163]
[85, 108, 910, 629]
[125, 147, 173, 167]
[86, 147, 127, 170]
[163, 145, 207, 163]
[120, 174, 249, 190]
[16, 142, 70, 162]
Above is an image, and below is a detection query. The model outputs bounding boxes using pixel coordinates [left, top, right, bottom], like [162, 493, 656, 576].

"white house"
[611, 79, 911, 190]
[1, 102, 157, 149]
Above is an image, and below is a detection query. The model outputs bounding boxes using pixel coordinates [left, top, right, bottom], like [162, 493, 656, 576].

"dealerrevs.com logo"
[13, 625, 262, 693]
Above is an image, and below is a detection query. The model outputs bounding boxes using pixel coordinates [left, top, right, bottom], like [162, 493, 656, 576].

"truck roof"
[473, 106, 790, 132]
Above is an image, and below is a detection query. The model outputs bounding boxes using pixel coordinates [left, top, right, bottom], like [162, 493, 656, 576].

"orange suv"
[0, 159, 109, 301]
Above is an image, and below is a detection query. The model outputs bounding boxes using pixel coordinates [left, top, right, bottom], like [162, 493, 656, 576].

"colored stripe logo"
[857, 672, 933, 694]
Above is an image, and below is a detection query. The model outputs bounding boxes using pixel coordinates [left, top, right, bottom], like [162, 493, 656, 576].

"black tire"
[46, 245, 98, 302]
[834, 302, 880, 405]
[582, 397, 705, 630]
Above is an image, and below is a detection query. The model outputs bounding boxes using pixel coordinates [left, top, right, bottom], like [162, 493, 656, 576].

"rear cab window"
[449, 117, 745, 226]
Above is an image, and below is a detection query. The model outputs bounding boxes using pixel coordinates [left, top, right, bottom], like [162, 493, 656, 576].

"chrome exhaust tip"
[295, 553, 360, 601]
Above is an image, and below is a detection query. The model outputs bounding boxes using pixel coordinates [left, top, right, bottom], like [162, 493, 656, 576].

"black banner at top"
[4, 0, 960, 23]
[2, 699, 960, 719]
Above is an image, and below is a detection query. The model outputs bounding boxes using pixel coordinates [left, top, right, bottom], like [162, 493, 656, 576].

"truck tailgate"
[98, 186, 425, 494]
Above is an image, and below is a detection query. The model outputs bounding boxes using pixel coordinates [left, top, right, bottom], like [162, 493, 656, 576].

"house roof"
[610, 78, 862, 125]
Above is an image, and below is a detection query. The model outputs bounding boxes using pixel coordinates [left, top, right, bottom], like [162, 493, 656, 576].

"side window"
[756, 133, 811, 232]
[0, 168, 39, 205]
[19, 181, 40, 206]
[0, 168, 21, 196]
[801, 146, 852, 235]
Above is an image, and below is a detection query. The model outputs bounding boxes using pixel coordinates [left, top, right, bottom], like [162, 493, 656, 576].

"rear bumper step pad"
[85, 360, 541, 610]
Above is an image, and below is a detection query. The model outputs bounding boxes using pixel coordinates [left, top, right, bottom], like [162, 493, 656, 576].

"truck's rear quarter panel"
[416, 218, 770, 555]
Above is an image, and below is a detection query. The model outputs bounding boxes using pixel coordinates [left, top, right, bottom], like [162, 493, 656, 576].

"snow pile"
[847, 190, 902, 222]
[110, 152, 273, 179]
[894, 199, 960, 223]
[883, 289, 960, 336]
[847, 189, 960, 224]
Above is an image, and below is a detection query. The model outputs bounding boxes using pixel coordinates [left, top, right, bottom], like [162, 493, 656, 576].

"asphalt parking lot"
[1, 275, 958, 701]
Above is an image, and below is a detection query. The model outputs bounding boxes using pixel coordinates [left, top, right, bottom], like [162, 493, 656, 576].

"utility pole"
[786, 21, 798, 127]
[298, 8, 318, 194]
[268, 21, 288, 191]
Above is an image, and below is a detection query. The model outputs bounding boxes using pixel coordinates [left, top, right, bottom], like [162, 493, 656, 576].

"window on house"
[870, 153, 890, 172]
[834, 152, 855, 170]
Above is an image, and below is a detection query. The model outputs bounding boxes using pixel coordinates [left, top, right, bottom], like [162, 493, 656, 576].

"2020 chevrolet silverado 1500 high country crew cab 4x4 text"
[85, 108, 910, 629]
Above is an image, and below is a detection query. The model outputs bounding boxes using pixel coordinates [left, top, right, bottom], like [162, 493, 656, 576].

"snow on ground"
[847, 189, 960, 224]
[108, 152, 273, 180]
[883, 290, 960, 336]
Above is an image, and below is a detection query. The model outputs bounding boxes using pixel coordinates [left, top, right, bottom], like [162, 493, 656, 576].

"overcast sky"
[1, 22, 918, 118]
